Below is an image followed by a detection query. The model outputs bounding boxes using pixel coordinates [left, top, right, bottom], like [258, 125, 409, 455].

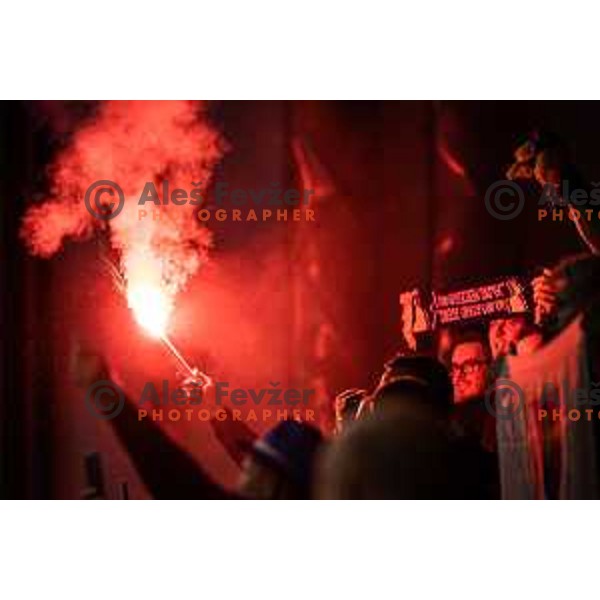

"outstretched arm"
[509, 134, 600, 255]
[107, 380, 234, 499]
[72, 345, 236, 499]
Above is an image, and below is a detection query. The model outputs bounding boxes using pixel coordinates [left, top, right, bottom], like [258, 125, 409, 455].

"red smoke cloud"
[21, 101, 226, 334]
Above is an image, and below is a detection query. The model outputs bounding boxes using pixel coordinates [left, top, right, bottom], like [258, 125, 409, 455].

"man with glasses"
[449, 330, 499, 495]
[450, 332, 492, 404]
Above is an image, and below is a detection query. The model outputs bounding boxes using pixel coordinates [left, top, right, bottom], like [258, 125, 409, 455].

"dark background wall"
[2, 101, 599, 498]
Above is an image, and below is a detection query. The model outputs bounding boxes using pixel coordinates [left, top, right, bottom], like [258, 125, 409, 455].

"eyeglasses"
[451, 359, 487, 378]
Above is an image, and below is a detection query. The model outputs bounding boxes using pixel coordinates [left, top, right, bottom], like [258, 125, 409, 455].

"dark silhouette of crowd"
[69, 134, 600, 500]
[71, 245, 600, 500]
